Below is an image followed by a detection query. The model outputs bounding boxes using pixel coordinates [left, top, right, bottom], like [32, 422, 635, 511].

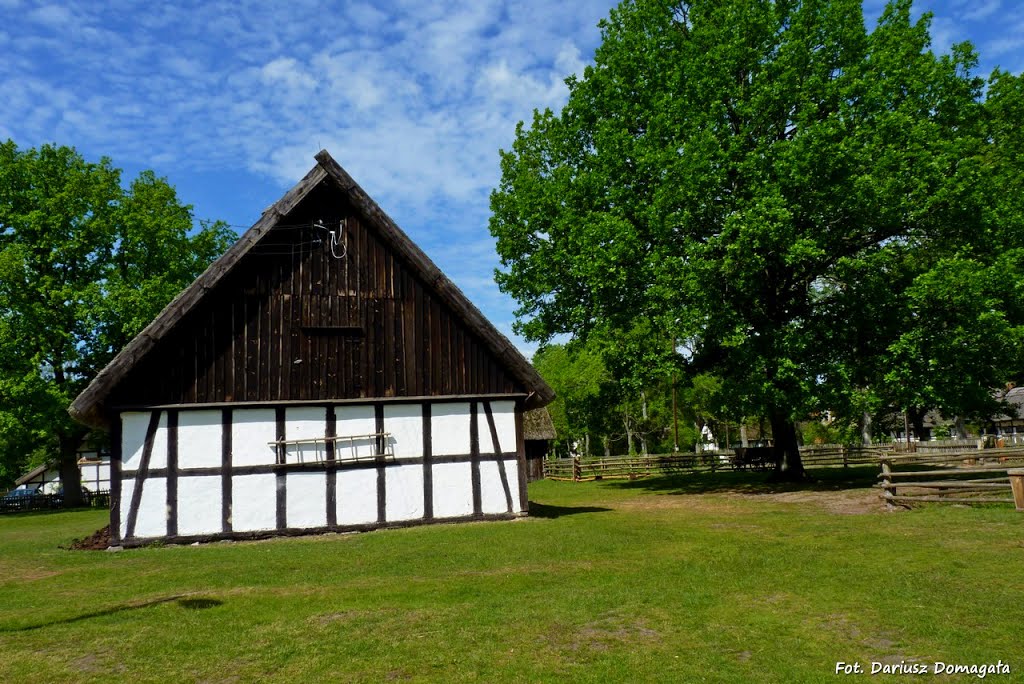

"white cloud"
[958, 0, 1001, 22]
[259, 57, 317, 92]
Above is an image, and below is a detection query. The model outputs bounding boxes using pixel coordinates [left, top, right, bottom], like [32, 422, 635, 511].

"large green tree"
[490, 0, 1016, 477]
[0, 142, 234, 503]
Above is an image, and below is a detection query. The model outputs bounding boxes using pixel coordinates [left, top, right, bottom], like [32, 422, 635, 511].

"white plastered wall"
[335, 405, 376, 460]
[385, 464, 424, 521]
[384, 404, 423, 458]
[116, 400, 523, 541]
[177, 476, 221, 535]
[479, 460, 520, 514]
[232, 409, 277, 466]
[484, 401, 517, 454]
[432, 462, 473, 518]
[120, 476, 167, 538]
[178, 410, 223, 469]
[122, 411, 168, 470]
[336, 467, 378, 524]
[285, 407, 328, 464]
[287, 472, 327, 528]
[431, 403, 471, 456]
[231, 473, 277, 532]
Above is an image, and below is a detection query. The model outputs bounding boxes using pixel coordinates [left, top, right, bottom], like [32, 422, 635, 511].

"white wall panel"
[385, 464, 424, 521]
[504, 459, 523, 512]
[178, 411, 223, 469]
[232, 409, 277, 467]
[285, 407, 328, 464]
[337, 468, 378, 524]
[231, 474, 277, 532]
[287, 472, 327, 528]
[122, 411, 168, 471]
[432, 462, 473, 518]
[485, 401, 518, 454]
[479, 461, 513, 514]
[335, 405, 377, 461]
[383, 404, 423, 458]
[177, 476, 222, 536]
[120, 477, 167, 539]
[431, 403, 471, 456]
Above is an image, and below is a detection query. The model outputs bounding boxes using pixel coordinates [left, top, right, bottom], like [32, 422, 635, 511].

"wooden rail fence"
[544, 445, 888, 482]
[878, 449, 1024, 508]
[545, 445, 1024, 509]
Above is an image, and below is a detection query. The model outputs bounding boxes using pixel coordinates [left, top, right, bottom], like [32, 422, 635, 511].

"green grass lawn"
[1, 467, 1021, 683]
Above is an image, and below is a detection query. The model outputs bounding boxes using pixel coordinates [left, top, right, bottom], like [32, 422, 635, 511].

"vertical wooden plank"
[110, 415, 123, 545]
[375, 403, 386, 523]
[276, 407, 287, 529]
[245, 295, 258, 402]
[412, 278, 424, 396]
[515, 399, 529, 513]
[470, 401, 481, 516]
[226, 296, 237, 402]
[222, 408, 233, 533]
[326, 405, 337, 526]
[299, 249, 311, 400]
[432, 299, 442, 395]
[166, 409, 178, 537]
[422, 403, 432, 520]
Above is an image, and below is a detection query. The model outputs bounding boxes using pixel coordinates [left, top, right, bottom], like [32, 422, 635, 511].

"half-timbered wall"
[113, 399, 526, 545]
[107, 181, 525, 408]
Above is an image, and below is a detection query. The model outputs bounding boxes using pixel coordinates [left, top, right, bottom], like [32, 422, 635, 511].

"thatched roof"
[524, 408, 556, 440]
[69, 150, 553, 429]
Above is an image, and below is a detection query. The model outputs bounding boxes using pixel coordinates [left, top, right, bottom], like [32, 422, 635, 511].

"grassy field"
[1, 467, 1021, 683]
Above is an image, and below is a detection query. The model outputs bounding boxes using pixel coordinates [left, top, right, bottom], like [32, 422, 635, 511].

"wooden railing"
[878, 449, 1024, 508]
[543, 445, 889, 482]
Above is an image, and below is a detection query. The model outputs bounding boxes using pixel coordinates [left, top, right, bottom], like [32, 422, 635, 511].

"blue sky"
[1, 0, 1021, 359]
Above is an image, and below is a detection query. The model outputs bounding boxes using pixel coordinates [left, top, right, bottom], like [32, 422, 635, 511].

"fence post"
[842, 446, 849, 468]
[881, 458, 896, 510]
[572, 455, 581, 482]
[1009, 469, 1024, 512]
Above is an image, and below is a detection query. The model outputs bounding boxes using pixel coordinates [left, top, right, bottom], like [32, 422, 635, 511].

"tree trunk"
[57, 431, 86, 508]
[861, 411, 873, 446]
[770, 412, 804, 480]
[908, 407, 927, 441]
[740, 423, 749, 448]
[624, 411, 634, 455]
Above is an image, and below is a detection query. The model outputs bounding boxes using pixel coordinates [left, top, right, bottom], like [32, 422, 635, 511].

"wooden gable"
[71, 152, 553, 427]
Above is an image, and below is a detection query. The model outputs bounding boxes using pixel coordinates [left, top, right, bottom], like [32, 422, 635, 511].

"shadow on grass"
[0, 595, 223, 632]
[528, 502, 613, 518]
[603, 465, 879, 497]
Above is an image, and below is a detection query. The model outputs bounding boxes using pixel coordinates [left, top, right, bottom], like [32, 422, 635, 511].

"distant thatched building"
[523, 408, 556, 481]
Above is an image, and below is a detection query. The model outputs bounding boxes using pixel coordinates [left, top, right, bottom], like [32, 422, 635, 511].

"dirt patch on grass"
[816, 614, 930, 665]
[67, 525, 111, 550]
[551, 613, 661, 654]
[731, 488, 883, 515]
[614, 487, 883, 515]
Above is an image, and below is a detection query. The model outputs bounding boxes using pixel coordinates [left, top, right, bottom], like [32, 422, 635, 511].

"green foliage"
[0, 141, 235, 489]
[533, 342, 616, 454]
[491, 0, 1022, 456]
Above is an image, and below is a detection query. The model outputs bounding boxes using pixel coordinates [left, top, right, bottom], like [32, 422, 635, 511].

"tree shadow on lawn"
[528, 502, 613, 518]
[602, 465, 879, 497]
[0, 595, 223, 633]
